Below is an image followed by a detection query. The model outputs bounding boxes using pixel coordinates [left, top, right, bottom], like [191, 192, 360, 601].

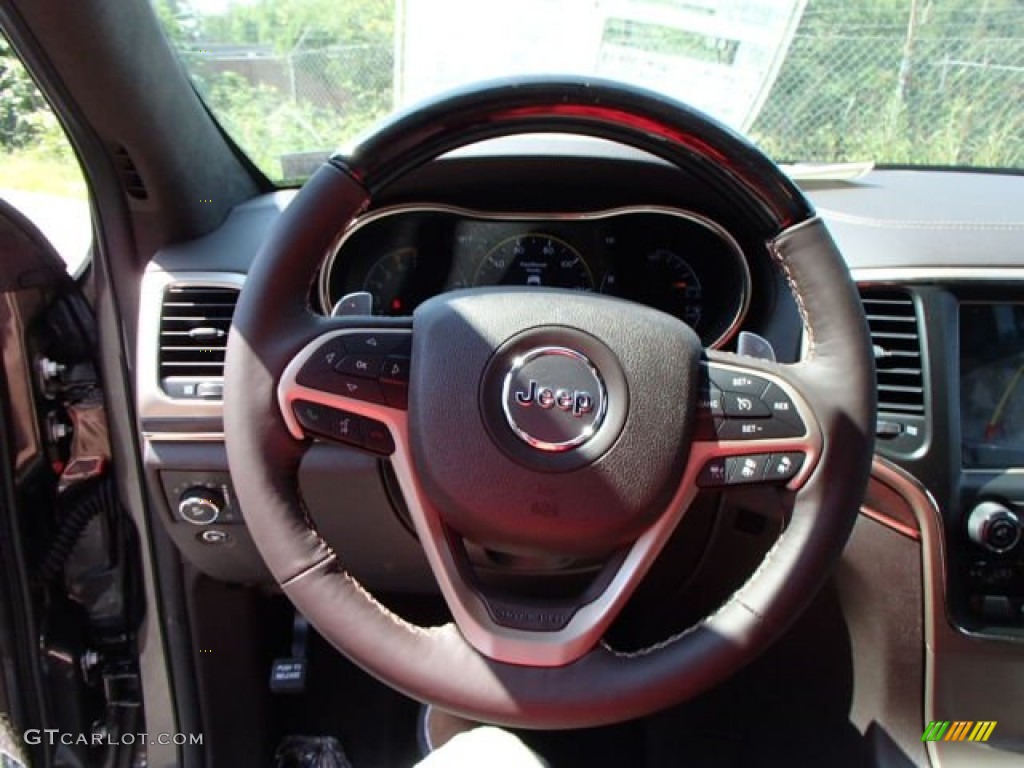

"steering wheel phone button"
[697, 457, 728, 487]
[765, 452, 804, 481]
[335, 353, 385, 378]
[723, 392, 771, 418]
[363, 420, 396, 455]
[726, 454, 771, 484]
[293, 401, 330, 433]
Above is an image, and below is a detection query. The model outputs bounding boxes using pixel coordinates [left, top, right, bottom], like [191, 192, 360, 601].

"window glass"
[0, 33, 91, 275]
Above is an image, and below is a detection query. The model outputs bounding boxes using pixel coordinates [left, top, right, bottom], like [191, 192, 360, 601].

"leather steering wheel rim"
[224, 77, 876, 728]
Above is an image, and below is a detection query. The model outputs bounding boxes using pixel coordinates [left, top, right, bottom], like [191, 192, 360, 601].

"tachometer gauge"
[363, 247, 418, 315]
[474, 234, 594, 290]
[604, 249, 703, 328]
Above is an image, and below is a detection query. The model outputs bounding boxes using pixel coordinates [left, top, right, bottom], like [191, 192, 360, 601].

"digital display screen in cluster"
[961, 303, 1024, 468]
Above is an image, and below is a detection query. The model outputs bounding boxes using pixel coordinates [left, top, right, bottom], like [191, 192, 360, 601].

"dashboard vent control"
[158, 285, 239, 398]
[859, 287, 924, 416]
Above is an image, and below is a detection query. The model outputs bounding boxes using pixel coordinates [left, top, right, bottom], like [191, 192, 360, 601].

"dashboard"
[319, 205, 750, 348]
[138, 148, 1024, 762]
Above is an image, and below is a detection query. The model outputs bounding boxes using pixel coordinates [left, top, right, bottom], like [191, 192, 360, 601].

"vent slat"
[158, 285, 239, 387]
[859, 287, 924, 416]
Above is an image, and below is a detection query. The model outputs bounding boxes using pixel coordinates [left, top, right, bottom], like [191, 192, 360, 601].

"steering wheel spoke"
[692, 353, 822, 491]
[278, 323, 413, 455]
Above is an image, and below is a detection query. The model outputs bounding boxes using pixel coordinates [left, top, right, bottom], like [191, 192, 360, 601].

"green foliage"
[202, 0, 392, 52]
[750, 0, 1024, 168]
[0, 36, 72, 159]
[203, 71, 383, 180]
[180, 0, 394, 179]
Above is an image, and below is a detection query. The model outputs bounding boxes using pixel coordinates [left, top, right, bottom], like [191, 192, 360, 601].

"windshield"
[155, 0, 1024, 183]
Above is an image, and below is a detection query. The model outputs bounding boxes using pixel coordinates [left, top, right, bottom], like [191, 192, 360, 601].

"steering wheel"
[224, 78, 875, 728]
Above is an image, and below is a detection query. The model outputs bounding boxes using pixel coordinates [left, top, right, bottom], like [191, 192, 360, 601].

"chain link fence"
[751, 6, 1024, 167]
[191, 42, 392, 180]
[189, 3, 1024, 177]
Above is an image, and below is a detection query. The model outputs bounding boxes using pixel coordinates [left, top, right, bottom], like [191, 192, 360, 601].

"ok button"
[723, 392, 770, 418]
[336, 354, 384, 379]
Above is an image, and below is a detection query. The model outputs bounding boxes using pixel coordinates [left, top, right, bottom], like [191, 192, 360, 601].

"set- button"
[292, 400, 395, 455]
[296, 332, 411, 410]
[697, 452, 805, 488]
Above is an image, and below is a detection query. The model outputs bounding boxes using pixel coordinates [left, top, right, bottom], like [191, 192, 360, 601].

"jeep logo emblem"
[513, 380, 595, 417]
[502, 347, 607, 452]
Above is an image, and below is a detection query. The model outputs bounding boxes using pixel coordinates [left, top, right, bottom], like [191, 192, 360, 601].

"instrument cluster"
[319, 205, 751, 348]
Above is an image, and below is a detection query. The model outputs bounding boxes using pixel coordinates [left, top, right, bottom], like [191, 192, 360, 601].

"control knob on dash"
[178, 487, 225, 526]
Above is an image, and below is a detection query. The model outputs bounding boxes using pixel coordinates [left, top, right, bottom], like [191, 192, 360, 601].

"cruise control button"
[764, 452, 804, 481]
[726, 454, 771, 484]
[709, 368, 770, 397]
[381, 356, 411, 384]
[718, 416, 805, 440]
[697, 383, 724, 415]
[363, 419, 395, 455]
[760, 383, 801, 424]
[334, 376, 386, 404]
[335, 353, 384, 378]
[723, 392, 771, 418]
[697, 457, 729, 487]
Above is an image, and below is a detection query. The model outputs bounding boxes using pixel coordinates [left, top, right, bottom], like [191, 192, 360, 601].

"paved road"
[1, 189, 92, 276]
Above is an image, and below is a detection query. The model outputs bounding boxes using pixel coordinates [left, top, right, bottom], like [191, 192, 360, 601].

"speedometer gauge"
[603, 249, 704, 329]
[474, 234, 594, 290]
[363, 246, 418, 314]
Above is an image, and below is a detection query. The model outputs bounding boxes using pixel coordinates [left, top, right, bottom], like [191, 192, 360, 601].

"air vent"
[112, 144, 148, 200]
[860, 287, 924, 416]
[158, 285, 238, 398]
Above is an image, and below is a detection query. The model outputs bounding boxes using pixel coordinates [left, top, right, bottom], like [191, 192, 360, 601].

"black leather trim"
[336, 77, 812, 234]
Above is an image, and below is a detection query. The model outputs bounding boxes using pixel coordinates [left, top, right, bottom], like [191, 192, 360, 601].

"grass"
[0, 150, 89, 199]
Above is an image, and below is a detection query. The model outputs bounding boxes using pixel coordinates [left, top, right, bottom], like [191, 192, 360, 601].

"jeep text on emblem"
[513, 380, 595, 416]
[502, 347, 607, 452]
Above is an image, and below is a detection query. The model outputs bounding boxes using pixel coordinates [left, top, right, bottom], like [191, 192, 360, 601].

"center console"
[957, 301, 1024, 633]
